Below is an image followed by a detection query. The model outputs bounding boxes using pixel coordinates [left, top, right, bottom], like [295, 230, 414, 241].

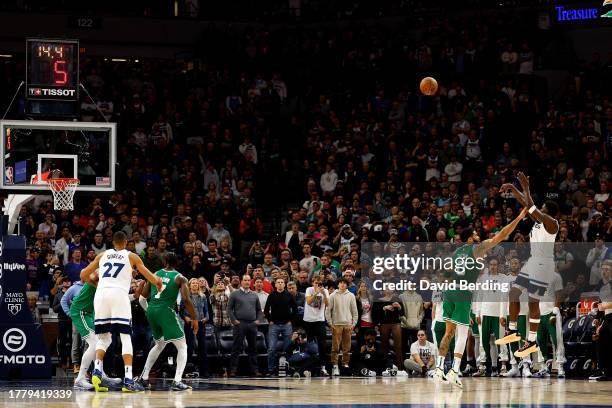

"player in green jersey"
[135, 254, 198, 391]
[70, 271, 123, 390]
[434, 207, 528, 388]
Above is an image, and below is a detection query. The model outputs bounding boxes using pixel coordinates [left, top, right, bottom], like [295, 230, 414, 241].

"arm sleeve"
[60, 287, 73, 315]
[351, 295, 358, 327]
[202, 297, 210, 321]
[264, 294, 272, 321]
[410, 342, 418, 356]
[325, 294, 333, 324]
[255, 297, 264, 322]
[290, 294, 298, 319]
[52, 293, 64, 314]
[586, 249, 596, 267]
[228, 293, 237, 321]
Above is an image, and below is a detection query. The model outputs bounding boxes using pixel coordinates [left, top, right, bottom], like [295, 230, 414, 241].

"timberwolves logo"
[2, 328, 26, 353]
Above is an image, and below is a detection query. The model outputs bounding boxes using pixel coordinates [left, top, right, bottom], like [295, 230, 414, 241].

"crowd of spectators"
[1, 8, 610, 378]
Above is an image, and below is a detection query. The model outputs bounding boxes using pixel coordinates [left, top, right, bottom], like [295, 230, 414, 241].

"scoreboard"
[26, 38, 79, 101]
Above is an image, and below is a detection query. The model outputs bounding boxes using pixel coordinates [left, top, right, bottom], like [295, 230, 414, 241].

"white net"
[47, 178, 80, 211]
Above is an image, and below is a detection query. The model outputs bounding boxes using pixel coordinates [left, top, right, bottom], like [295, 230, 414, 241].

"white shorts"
[93, 287, 132, 334]
[513, 257, 555, 300]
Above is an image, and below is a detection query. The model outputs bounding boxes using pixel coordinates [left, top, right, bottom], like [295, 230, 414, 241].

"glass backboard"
[0, 120, 116, 192]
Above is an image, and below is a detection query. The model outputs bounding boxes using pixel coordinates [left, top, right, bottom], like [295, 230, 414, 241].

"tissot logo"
[3, 328, 26, 352]
[28, 88, 76, 97]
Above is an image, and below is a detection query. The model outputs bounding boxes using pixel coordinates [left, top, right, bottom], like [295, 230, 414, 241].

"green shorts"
[147, 306, 185, 342]
[433, 320, 455, 352]
[442, 301, 471, 326]
[70, 310, 95, 338]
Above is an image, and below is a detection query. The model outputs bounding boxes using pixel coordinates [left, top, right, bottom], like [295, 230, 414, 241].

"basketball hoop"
[46, 178, 80, 211]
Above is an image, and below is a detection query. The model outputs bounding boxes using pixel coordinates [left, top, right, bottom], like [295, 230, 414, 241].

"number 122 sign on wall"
[26, 38, 79, 101]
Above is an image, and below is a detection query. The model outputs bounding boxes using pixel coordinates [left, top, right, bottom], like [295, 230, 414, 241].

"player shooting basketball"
[496, 172, 560, 359]
[434, 207, 528, 388]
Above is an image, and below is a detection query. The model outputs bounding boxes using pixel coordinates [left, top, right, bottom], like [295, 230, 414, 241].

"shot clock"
[26, 38, 79, 101]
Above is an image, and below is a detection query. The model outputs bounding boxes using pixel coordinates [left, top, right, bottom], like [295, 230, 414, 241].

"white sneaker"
[332, 365, 340, 376]
[102, 373, 122, 385]
[396, 370, 408, 377]
[303, 370, 311, 378]
[74, 378, 95, 390]
[446, 369, 463, 389]
[522, 365, 532, 378]
[533, 368, 549, 378]
[502, 365, 520, 377]
[433, 367, 447, 383]
[557, 369, 565, 378]
[368, 370, 377, 377]
[320, 366, 329, 376]
[472, 365, 487, 377]
[461, 363, 474, 376]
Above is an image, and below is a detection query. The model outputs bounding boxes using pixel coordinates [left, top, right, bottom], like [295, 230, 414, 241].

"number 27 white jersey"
[97, 249, 133, 293]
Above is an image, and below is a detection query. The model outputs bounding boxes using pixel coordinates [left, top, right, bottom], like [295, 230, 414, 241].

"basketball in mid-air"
[420, 76, 438, 96]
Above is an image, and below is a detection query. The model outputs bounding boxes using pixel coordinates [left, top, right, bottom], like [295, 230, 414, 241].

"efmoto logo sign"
[3, 328, 26, 353]
[1, 328, 46, 364]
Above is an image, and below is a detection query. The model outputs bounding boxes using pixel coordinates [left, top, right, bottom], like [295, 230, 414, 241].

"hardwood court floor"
[1, 377, 611, 408]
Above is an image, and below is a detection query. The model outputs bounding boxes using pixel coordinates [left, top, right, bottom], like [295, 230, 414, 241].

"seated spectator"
[286, 328, 319, 377]
[28, 294, 41, 329]
[355, 328, 396, 377]
[403, 330, 437, 377]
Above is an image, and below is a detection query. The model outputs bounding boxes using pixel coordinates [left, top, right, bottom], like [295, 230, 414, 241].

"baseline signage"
[0, 220, 51, 379]
[555, 1, 612, 21]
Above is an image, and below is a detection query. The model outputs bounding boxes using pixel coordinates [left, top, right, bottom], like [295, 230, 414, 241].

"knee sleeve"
[171, 338, 188, 353]
[96, 333, 112, 352]
[120, 333, 133, 356]
[454, 325, 469, 356]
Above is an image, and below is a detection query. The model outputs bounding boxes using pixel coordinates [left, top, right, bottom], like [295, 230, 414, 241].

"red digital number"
[53, 60, 68, 85]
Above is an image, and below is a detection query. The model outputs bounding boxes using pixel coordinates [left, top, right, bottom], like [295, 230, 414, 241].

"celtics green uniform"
[442, 245, 480, 326]
[147, 269, 185, 342]
[470, 311, 479, 336]
[69, 283, 96, 338]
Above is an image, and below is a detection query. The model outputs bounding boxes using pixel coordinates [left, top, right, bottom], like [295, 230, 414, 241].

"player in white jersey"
[497, 172, 559, 359]
[79, 231, 162, 392]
